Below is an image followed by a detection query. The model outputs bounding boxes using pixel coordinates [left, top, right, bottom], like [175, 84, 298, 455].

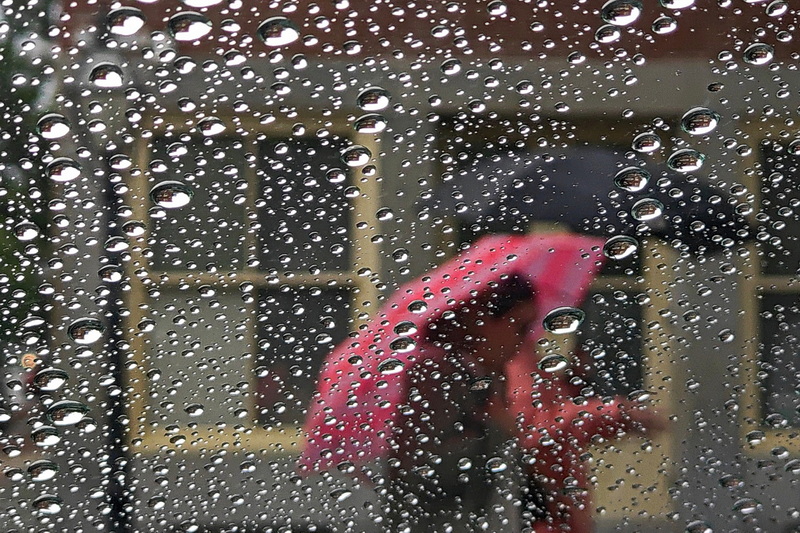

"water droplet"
[733, 497, 760, 515]
[487, 0, 507, 15]
[632, 132, 661, 153]
[685, 520, 713, 533]
[441, 58, 462, 75]
[28, 460, 58, 482]
[742, 42, 774, 65]
[603, 235, 639, 260]
[257, 16, 300, 47]
[174, 57, 196, 75]
[181, 0, 224, 7]
[667, 148, 705, 172]
[718, 474, 744, 489]
[109, 154, 132, 170]
[353, 114, 387, 134]
[389, 337, 416, 353]
[342, 40, 362, 55]
[197, 116, 226, 137]
[652, 16, 677, 34]
[357, 87, 391, 111]
[431, 25, 449, 38]
[567, 51, 586, 64]
[148, 496, 167, 510]
[718, 328, 734, 342]
[224, 50, 246, 67]
[468, 99, 486, 113]
[466, 377, 491, 392]
[31, 426, 60, 447]
[21, 316, 46, 328]
[14, 221, 39, 241]
[601, 0, 643, 26]
[486, 457, 508, 473]
[681, 107, 720, 135]
[122, 220, 146, 237]
[378, 358, 405, 375]
[766, 0, 788, 16]
[659, 0, 694, 8]
[150, 181, 193, 209]
[788, 139, 800, 155]
[682, 310, 700, 323]
[340, 145, 372, 167]
[5, 467, 23, 481]
[184, 403, 205, 417]
[391, 248, 409, 263]
[68, 318, 105, 345]
[46, 157, 82, 182]
[330, 489, 353, 502]
[542, 307, 585, 334]
[36, 113, 70, 139]
[33, 368, 69, 391]
[198, 285, 215, 298]
[393, 321, 418, 336]
[47, 400, 90, 426]
[290, 53, 308, 69]
[99, 265, 124, 283]
[168, 12, 212, 42]
[407, 300, 427, 313]
[785, 459, 800, 474]
[106, 7, 146, 36]
[90, 62, 124, 88]
[538, 354, 569, 373]
[627, 389, 654, 402]
[746, 429, 765, 445]
[32, 495, 62, 515]
[595, 25, 621, 43]
[613, 167, 650, 192]
[631, 198, 664, 221]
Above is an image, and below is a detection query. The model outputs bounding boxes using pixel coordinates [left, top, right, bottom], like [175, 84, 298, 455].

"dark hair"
[484, 275, 534, 318]
[425, 275, 534, 346]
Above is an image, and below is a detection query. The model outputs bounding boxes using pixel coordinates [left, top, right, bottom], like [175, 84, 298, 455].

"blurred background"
[0, 0, 798, 531]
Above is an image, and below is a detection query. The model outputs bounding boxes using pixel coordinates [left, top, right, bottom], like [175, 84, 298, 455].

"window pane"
[447, 140, 642, 276]
[256, 287, 351, 426]
[147, 289, 252, 427]
[580, 291, 644, 397]
[258, 137, 352, 272]
[149, 137, 248, 271]
[760, 293, 800, 428]
[760, 144, 800, 276]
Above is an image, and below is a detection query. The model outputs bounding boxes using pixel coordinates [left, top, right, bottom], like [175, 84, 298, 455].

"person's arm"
[494, 359, 665, 533]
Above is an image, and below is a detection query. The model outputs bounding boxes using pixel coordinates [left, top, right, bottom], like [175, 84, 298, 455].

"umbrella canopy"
[431, 146, 749, 253]
[299, 233, 608, 474]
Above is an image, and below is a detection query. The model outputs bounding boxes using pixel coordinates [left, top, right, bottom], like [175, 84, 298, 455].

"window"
[744, 137, 800, 442]
[124, 120, 381, 449]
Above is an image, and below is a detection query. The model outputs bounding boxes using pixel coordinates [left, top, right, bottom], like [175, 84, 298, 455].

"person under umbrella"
[300, 233, 664, 532]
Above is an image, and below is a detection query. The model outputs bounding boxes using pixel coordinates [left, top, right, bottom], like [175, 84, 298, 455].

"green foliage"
[0, 0, 53, 343]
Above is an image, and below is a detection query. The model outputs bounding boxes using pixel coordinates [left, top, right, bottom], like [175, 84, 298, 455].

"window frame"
[121, 114, 383, 454]
[741, 122, 800, 456]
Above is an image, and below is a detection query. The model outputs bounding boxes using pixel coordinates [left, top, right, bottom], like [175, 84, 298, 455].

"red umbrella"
[299, 233, 612, 474]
